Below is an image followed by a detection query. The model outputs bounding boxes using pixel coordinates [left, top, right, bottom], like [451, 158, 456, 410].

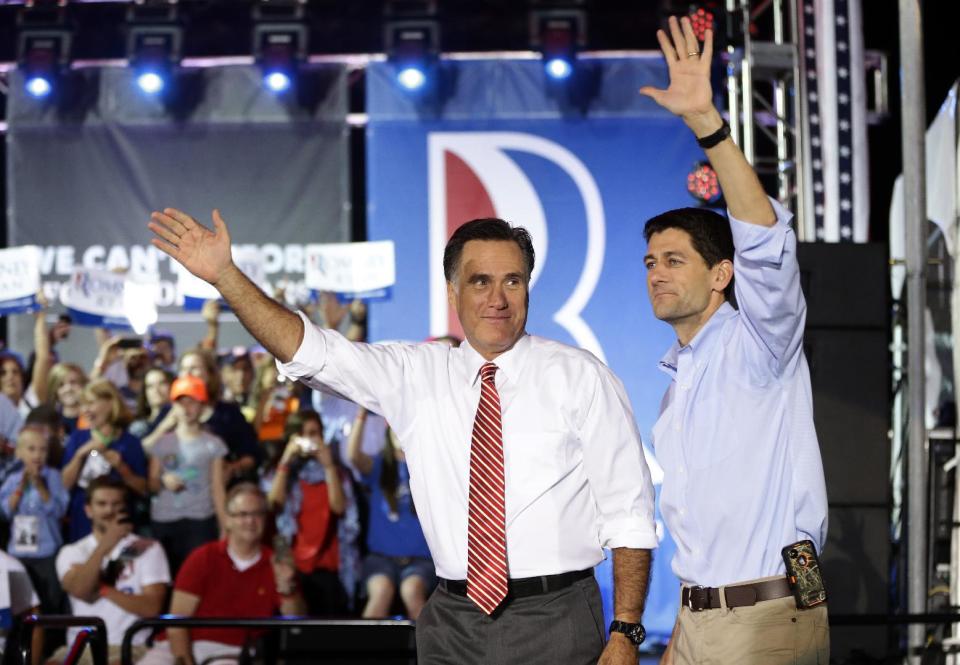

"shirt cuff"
[600, 518, 660, 550]
[275, 311, 329, 382]
[729, 197, 793, 265]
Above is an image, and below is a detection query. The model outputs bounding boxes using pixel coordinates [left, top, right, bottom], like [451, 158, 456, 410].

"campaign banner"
[304, 240, 396, 300]
[179, 245, 269, 311]
[61, 267, 159, 333]
[367, 57, 709, 640]
[0, 245, 42, 316]
[5, 64, 350, 360]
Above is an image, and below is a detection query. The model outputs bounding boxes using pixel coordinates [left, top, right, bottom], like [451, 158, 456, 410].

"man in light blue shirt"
[641, 16, 829, 665]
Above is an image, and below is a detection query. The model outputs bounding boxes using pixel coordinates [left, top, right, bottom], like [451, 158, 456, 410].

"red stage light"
[689, 7, 715, 41]
[687, 161, 722, 205]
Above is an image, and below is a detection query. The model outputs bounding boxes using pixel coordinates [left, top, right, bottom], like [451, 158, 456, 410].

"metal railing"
[18, 615, 107, 665]
[121, 616, 417, 665]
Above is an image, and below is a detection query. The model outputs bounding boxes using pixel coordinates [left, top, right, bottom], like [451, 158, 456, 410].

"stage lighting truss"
[126, 3, 182, 97]
[384, 17, 439, 93]
[252, 1, 308, 94]
[16, 2, 71, 101]
[687, 161, 723, 206]
[529, 8, 587, 83]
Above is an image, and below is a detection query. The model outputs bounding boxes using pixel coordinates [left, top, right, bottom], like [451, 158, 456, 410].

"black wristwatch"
[609, 620, 646, 646]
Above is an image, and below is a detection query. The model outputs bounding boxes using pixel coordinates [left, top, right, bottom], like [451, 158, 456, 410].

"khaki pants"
[671, 577, 829, 665]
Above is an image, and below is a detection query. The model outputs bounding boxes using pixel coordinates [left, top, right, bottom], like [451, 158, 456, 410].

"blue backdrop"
[366, 56, 707, 642]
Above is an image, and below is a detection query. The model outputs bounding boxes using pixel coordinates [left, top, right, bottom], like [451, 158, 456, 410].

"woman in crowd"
[129, 367, 175, 443]
[346, 408, 435, 620]
[60, 379, 148, 542]
[148, 375, 227, 576]
[146, 348, 260, 482]
[1, 321, 50, 423]
[270, 410, 359, 616]
[44, 362, 87, 436]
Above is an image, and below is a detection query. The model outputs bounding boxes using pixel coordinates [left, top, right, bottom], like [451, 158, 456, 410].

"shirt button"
[679, 467, 685, 474]
[673, 424, 681, 432]
[679, 508, 686, 516]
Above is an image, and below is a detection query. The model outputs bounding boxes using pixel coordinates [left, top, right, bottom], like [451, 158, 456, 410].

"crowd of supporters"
[0, 295, 441, 664]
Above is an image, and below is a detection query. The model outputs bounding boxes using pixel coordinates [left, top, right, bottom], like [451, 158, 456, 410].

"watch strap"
[608, 619, 646, 646]
[696, 119, 731, 150]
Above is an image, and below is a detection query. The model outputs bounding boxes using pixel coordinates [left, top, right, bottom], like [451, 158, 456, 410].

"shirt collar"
[657, 302, 737, 377]
[461, 332, 531, 387]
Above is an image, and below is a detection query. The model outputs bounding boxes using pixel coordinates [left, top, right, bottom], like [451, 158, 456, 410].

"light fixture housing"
[252, 2, 308, 95]
[384, 13, 439, 94]
[529, 8, 586, 83]
[126, 3, 183, 98]
[16, 1, 72, 102]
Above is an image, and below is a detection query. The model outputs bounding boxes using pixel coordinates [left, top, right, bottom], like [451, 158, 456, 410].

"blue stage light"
[136, 71, 165, 95]
[264, 70, 292, 93]
[545, 57, 573, 80]
[25, 75, 52, 98]
[397, 66, 427, 91]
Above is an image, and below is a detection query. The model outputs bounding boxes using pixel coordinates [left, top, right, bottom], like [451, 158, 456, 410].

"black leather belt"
[681, 578, 792, 611]
[439, 568, 593, 599]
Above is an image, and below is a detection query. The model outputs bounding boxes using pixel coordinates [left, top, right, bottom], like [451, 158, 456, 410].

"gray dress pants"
[416, 575, 607, 665]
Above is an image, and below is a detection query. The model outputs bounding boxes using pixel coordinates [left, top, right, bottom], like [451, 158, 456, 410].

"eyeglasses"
[228, 510, 266, 519]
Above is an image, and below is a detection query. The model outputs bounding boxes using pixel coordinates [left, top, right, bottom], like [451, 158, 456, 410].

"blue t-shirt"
[363, 456, 431, 559]
[62, 429, 147, 543]
[0, 466, 69, 558]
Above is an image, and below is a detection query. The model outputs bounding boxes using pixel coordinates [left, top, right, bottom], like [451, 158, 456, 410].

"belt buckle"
[687, 585, 709, 612]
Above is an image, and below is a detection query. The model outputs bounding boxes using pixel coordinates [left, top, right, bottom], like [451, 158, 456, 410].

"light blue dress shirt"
[652, 199, 828, 588]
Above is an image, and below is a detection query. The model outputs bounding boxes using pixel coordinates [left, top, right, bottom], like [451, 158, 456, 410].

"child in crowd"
[347, 408, 435, 620]
[148, 375, 228, 576]
[61, 379, 148, 542]
[0, 426, 70, 620]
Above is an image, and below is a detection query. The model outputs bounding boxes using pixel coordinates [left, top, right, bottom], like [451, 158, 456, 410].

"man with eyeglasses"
[138, 483, 304, 665]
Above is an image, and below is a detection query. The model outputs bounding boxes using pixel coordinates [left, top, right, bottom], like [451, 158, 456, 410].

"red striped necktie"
[466, 361, 509, 615]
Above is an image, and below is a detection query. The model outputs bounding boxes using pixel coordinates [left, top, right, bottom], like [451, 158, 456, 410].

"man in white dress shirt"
[641, 16, 829, 665]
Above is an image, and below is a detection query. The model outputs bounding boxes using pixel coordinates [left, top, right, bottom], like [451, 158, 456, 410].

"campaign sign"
[0, 245, 42, 316]
[305, 241, 396, 300]
[179, 245, 268, 311]
[367, 57, 707, 640]
[61, 267, 158, 333]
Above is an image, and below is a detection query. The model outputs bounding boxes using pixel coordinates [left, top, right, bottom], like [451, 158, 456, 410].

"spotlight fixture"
[126, 2, 182, 97]
[687, 161, 723, 206]
[16, 2, 72, 101]
[385, 20, 439, 92]
[384, 1, 439, 94]
[529, 8, 586, 83]
[659, 1, 728, 46]
[252, 1, 308, 95]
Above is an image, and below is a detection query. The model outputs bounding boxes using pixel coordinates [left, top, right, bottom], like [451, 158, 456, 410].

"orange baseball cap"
[169, 375, 208, 403]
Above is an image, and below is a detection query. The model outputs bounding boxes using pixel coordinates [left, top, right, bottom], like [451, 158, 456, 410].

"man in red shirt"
[138, 483, 304, 665]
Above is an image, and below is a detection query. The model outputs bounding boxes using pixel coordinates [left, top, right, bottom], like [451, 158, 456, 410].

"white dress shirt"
[652, 199, 829, 587]
[279, 324, 658, 580]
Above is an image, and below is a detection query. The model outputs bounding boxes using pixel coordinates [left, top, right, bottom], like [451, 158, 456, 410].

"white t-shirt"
[0, 550, 40, 656]
[55, 533, 171, 646]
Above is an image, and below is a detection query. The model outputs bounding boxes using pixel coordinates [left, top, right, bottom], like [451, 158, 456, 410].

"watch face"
[610, 621, 646, 646]
[627, 624, 646, 645]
